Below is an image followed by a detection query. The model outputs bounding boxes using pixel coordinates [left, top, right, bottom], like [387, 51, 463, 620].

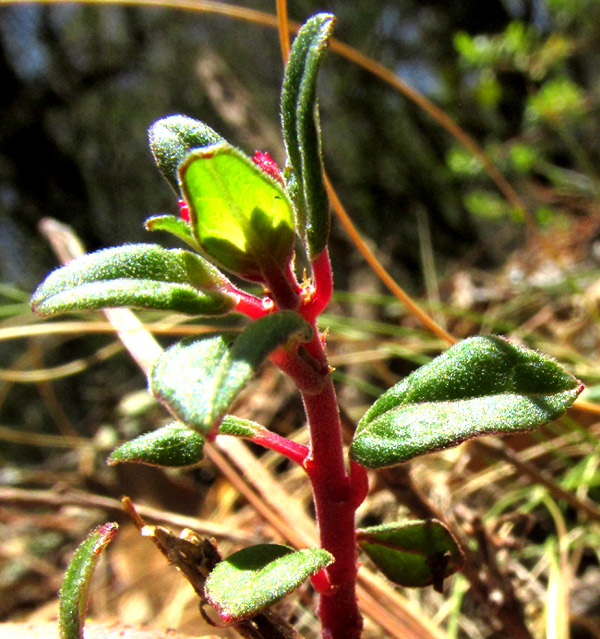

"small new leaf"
[150, 311, 312, 435]
[205, 544, 333, 622]
[145, 214, 201, 251]
[180, 144, 295, 282]
[148, 115, 224, 194]
[59, 523, 118, 639]
[351, 335, 582, 468]
[31, 244, 235, 317]
[107, 423, 205, 467]
[357, 520, 463, 592]
[281, 13, 335, 258]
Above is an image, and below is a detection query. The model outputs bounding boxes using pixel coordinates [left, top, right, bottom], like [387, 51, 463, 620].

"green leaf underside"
[150, 311, 312, 435]
[31, 244, 234, 317]
[148, 115, 224, 194]
[145, 214, 200, 251]
[357, 520, 463, 589]
[59, 523, 118, 639]
[33, 279, 233, 317]
[108, 423, 205, 467]
[205, 544, 333, 622]
[180, 144, 295, 281]
[351, 336, 581, 468]
[281, 13, 334, 258]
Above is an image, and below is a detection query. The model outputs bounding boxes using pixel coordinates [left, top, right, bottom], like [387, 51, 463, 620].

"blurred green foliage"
[449, 2, 600, 228]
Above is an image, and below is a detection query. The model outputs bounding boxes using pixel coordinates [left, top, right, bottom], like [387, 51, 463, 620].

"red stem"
[250, 429, 309, 467]
[302, 248, 334, 322]
[300, 329, 364, 639]
[263, 250, 364, 637]
[233, 290, 274, 319]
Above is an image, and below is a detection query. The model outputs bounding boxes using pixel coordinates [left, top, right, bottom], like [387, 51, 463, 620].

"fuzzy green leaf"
[107, 423, 205, 467]
[205, 544, 333, 622]
[31, 244, 235, 317]
[357, 520, 464, 591]
[148, 115, 224, 194]
[281, 13, 335, 258]
[145, 214, 200, 251]
[351, 335, 582, 468]
[59, 523, 118, 639]
[219, 415, 264, 438]
[150, 311, 312, 435]
[180, 144, 295, 282]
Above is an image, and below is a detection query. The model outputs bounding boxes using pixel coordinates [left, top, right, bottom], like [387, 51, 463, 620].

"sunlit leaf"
[180, 144, 295, 282]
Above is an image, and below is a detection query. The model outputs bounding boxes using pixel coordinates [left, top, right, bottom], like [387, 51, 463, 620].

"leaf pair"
[150, 115, 297, 284]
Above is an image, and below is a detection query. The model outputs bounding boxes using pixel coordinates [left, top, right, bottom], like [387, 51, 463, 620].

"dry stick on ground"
[39, 217, 448, 639]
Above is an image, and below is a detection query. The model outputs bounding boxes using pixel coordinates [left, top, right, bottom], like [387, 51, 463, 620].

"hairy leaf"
[357, 520, 463, 591]
[59, 523, 118, 639]
[148, 115, 223, 194]
[205, 544, 333, 622]
[31, 244, 235, 317]
[281, 13, 335, 258]
[219, 415, 264, 438]
[351, 335, 582, 467]
[180, 144, 295, 283]
[107, 423, 205, 467]
[150, 311, 312, 435]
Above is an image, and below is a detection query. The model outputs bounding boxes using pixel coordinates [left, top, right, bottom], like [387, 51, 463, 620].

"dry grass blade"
[473, 439, 600, 524]
[324, 173, 457, 346]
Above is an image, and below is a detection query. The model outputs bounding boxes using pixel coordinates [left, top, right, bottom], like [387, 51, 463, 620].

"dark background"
[3, 0, 598, 290]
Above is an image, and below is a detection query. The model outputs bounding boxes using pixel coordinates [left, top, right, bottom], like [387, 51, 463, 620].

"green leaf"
[59, 523, 118, 639]
[145, 214, 201, 251]
[205, 544, 333, 622]
[219, 414, 264, 438]
[357, 520, 464, 591]
[281, 13, 335, 258]
[31, 244, 235, 317]
[351, 335, 582, 468]
[180, 144, 295, 282]
[150, 311, 312, 435]
[107, 422, 205, 467]
[148, 115, 224, 194]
